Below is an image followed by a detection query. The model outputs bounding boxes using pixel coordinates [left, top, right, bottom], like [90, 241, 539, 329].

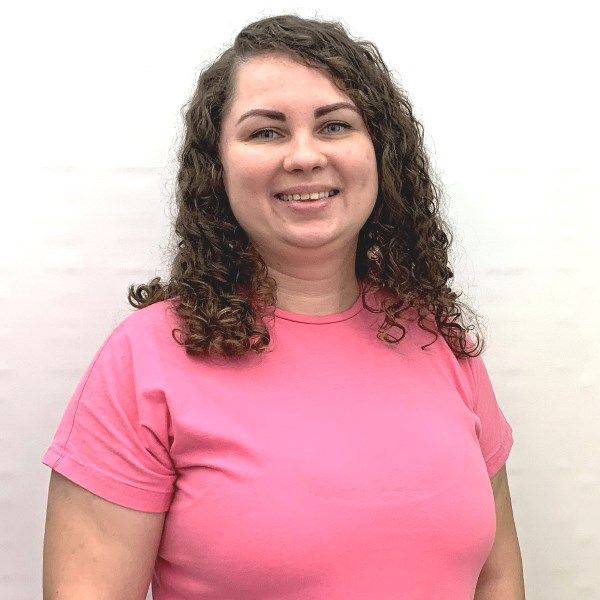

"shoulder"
[115, 299, 179, 338]
[102, 299, 182, 363]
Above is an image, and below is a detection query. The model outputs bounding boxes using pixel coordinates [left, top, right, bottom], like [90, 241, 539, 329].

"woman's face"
[219, 53, 378, 261]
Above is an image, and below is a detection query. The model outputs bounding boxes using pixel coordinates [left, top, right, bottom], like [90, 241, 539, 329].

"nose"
[282, 132, 328, 173]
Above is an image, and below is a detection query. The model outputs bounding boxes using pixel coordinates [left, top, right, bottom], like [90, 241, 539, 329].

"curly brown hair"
[127, 13, 485, 360]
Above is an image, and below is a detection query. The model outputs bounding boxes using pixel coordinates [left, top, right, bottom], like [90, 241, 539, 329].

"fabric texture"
[42, 285, 514, 599]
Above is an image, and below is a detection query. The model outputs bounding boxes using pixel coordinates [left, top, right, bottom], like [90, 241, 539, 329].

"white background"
[1, 1, 598, 598]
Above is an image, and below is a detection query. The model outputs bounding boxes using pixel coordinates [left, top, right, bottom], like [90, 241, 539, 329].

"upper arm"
[481, 464, 524, 581]
[43, 470, 166, 600]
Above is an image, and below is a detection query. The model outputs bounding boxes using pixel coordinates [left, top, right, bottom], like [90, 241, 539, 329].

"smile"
[275, 190, 339, 202]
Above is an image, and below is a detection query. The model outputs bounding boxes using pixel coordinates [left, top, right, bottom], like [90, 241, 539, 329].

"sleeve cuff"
[484, 424, 514, 478]
[42, 447, 174, 513]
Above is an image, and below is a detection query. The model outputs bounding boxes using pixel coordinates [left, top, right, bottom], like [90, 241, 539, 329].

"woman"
[42, 14, 525, 599]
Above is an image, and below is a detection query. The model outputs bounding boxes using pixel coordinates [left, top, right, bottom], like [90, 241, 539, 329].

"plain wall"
[1, 1, 598, 598]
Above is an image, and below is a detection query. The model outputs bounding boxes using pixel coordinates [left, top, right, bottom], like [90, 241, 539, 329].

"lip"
[274, 185, 340, 197]
[274, 190, 339, 212]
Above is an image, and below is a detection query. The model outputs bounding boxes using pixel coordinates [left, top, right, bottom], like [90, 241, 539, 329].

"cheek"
[225, 147, 275, 189]
[343, 143, 378, 188]
[222, 150, 273, 220]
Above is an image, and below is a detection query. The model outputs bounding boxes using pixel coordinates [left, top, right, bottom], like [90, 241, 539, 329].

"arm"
[474, 465, 526, 599]
[43, 470, 166, 600]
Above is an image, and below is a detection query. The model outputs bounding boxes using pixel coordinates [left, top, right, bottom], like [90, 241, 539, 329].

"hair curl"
[127, 13, 485, 360]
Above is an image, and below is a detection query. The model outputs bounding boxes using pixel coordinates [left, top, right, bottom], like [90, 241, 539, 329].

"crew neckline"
[273, 284, 367, 324]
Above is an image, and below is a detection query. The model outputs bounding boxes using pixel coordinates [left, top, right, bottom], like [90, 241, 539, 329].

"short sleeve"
[463, 353, 514, 478]
[42, 321, 176, 512]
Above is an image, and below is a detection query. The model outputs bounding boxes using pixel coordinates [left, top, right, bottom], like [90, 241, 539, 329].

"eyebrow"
[235, 102, 360, 126]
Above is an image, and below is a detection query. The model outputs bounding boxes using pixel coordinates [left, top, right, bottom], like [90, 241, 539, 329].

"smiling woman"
[42, 13, 524, 600]
[121, 14, 488, 351]
[218, 52, 379, 282]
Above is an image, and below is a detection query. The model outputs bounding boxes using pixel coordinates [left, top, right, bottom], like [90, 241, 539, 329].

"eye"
[322, 121, 351, 134]
[249, 121, 351, 140]
[250, 128, 280, 140]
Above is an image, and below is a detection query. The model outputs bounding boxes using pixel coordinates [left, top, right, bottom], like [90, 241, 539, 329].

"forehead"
[228, 54, 352, 109]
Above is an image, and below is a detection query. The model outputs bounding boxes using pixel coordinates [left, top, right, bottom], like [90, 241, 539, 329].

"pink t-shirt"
[42, 286, 513, 599]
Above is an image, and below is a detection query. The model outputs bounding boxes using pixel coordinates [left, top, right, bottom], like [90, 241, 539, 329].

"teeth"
[277, 190, 337, 202]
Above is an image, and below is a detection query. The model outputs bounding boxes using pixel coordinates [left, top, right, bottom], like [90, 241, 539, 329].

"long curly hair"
[127, 13, 486, 360]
